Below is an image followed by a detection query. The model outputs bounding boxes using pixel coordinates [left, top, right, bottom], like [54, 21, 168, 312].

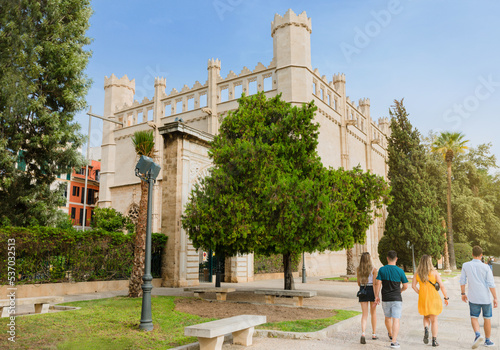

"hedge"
[254, 253, 300, 274]
[0, 226, 168, 284]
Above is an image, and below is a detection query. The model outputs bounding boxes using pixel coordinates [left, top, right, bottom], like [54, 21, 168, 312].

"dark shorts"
[358, 285, 375, 303]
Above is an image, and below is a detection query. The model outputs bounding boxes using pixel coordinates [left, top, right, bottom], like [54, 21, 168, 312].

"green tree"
[381, 100, 444, 269]
[182, 93, 390, 290]
[431, 131, 469, 269]
[129, 130, 156, 297]
[0, 0, 92, 226]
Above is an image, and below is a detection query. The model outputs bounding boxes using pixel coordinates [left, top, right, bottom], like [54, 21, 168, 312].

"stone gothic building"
[99, 10, 389, 287]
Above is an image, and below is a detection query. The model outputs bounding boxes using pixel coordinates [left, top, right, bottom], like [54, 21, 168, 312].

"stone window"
[263, 75, 272, 91]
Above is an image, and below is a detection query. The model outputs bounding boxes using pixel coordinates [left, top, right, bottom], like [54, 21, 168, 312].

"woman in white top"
[357, 252, 378, 344]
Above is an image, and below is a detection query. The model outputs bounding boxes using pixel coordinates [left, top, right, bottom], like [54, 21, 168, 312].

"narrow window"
[220, 88, 229, 102]
[187, 98, 194, 110]
[164, 104, 171, 117]
[234, 85, 243, 98]
[263, 76, 272, 91]
[199, 94, 207, 107]
[248, 81, 257, 95]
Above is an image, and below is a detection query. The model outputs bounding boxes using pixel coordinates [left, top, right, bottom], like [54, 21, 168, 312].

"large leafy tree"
[0, 0, 92, 226]
[129, 130, 156, 298]
[182, 93, 390, 290]
[380, 100, 444, 269]
[431, 132, 469, 269]
[424, 139, 500, 256]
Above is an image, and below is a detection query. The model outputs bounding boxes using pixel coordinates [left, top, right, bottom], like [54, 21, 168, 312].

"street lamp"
[135, 155, 161, 331]
[407, 241, 416, 273]
[302, 252, 307, 283]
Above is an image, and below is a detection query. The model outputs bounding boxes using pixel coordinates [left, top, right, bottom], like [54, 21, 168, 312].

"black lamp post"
[135, 155, 161, 331]
[302, 251, 306, 283]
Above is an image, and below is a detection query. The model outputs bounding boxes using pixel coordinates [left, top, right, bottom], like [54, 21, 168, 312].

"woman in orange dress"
[412, 255, 449, 347]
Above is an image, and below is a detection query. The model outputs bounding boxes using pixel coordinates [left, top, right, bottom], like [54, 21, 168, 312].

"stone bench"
[184, 287, 236, 301]
[254, 289, 316, 307]
[0, 296, 64, 317]
[185, 314, 266, 350]
[340, 274, 356, 282]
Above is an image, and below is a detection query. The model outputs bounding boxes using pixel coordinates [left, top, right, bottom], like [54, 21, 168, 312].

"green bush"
[91, 207, 135, 233]
[254, 253, 300, 274]
[0, 226, 167, 284]
[454, 243, 473, 269]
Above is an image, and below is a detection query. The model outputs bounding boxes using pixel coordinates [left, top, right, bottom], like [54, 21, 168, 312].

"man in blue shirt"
[460, 245, 498, 348]
[374, 250, 408, 349]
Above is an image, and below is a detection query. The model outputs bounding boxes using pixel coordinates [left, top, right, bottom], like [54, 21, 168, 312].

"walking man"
[374, 250, 408, 349]
[460, 245, 498, 348]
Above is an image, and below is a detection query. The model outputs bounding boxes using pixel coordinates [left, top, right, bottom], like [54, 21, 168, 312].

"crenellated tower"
[271, 9, 312, 104]
[100, 74, 135, 207]
[207, 58, 221, 134]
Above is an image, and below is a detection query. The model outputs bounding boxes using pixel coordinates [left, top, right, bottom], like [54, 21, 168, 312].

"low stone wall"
[0, 279, 163, 298]
[254, 272, 299, 281]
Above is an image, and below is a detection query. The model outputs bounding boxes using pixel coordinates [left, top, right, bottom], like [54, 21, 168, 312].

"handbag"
[429, 280, 440, 291]
[357, 285, 367, 297]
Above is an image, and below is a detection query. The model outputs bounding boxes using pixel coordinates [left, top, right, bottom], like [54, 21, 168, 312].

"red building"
[69, 160, 100, 227]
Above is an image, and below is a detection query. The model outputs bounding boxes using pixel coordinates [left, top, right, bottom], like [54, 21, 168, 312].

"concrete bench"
[184, 287, 236, 301]
[0, 296, 64, 317]
[185, 314, 266, 350]
[254, 289, 316, 307]
[340, 274, 356, 282]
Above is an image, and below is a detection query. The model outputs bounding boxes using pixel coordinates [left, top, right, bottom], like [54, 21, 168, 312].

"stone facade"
[99, 10, 389, 287]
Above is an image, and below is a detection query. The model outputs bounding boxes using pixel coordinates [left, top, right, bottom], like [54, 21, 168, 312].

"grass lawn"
[2, 296, 359, 349]
[323, 277, 357, 282]
[259, 309, 360, 332]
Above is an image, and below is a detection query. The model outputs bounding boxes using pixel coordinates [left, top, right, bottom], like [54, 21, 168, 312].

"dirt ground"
[174, 291, 349, 323]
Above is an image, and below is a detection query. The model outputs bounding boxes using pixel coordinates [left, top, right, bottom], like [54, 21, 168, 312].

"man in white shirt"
[460, 245, 498, 348]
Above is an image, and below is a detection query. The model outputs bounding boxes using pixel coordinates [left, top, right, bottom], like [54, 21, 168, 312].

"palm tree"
[129, 130, 156, 297]
[431, 132, 468, 270]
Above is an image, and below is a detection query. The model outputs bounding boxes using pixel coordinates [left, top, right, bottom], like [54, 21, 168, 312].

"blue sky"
[78, 0, 500, 167]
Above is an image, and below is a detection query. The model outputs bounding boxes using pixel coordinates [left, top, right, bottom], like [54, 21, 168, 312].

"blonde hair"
[357, 252, 374, 284]
[416, 255, 434, 283]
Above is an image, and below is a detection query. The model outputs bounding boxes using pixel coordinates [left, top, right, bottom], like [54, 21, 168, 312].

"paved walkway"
[221, 275, 500, 350]
[57, 274, 499, 350]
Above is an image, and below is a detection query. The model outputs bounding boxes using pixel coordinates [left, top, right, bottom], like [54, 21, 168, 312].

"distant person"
[374, 250, 409, 349]
[460, 246, 498, 348]
[356, 252, 378, 344]
[487, 258, 493, 270]
[412, 255, 449, 347]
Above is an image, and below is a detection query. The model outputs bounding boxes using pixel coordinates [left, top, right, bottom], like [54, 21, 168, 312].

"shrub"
[454, 243, 472, 269]
[254, 253, 300, 274]
[92, 207, 134, 233]
[0, 226, 167, 284]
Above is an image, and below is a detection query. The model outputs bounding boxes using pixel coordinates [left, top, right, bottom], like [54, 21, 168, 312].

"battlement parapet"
[332, 73, 346, 84]
[359, 98, 370, 107]
[104, 74, 135, 92]
[208, 58, 221, 70]
[271, 9, 311, 37]
[154, 77, 166, 87]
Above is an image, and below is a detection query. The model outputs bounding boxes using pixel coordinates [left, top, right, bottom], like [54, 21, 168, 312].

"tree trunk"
[283, 252, 295, 290]
[346, 248, 356, 275]
[128, 180, 148, 297]
[441, 219, 450, 271]
[446, 161, 457, 270]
